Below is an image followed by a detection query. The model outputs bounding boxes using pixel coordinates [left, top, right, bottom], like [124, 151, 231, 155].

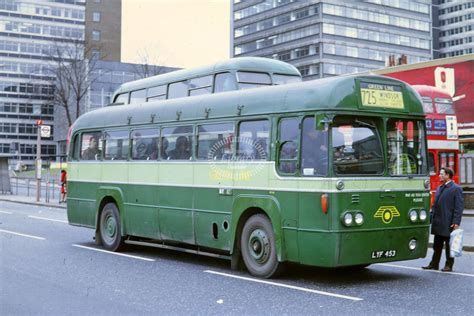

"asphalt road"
[1, 201, 473, 315]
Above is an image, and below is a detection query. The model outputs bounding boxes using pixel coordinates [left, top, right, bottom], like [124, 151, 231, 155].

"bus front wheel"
[241, 214, 280, 278]
[99, 203, 124, 251]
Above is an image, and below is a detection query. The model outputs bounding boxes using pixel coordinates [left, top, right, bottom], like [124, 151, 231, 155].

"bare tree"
[46, 39, 101, 128]
[132, 49, 166, 79]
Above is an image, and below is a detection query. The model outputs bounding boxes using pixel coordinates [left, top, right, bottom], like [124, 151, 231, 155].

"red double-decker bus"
[413, 85, 459, 204]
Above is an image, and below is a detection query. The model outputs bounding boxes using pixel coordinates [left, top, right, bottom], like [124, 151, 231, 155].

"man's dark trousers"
[431, 235, 454, 268]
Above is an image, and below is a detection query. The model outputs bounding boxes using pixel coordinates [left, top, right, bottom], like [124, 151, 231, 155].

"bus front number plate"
[371, 250, 396, 259]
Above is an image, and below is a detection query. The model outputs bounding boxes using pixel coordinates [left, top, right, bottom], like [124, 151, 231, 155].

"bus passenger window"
[237, 71, 272, 90]
[189, 75, 213, 96]
[131, 129, 159, 160]
[301, 117, 327, 176]
[114, 93, 128, 105]
[428, 152, 435, 175]
[130, 89, 146, 104]
[237, 120, 269, 160]
[104, 130, 129, 161]
[81, 132, 102, 160]
[168, 81, 188, 99]
[162, 126, 193, 160]
[197, 123, 234, 160]
[214, 72, 237, 93]
[147, 85, 166, 101]
[273, 74, 302, 85]
[277, 118, 299, 174]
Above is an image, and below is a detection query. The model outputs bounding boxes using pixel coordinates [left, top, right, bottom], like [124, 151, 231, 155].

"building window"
[93, 12, 101, 22]
[92, 30, 100, 41]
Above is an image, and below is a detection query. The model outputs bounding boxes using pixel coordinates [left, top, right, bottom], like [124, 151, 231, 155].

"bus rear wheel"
[241, 214, 280, 278]
[99, 203, 124, 251]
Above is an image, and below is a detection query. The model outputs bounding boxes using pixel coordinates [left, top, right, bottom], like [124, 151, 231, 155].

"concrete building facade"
[434, 0, 474, 58]
[85, 0, 121, 61]
[0, 0, 85, 167]
[232, 0, 433, 80]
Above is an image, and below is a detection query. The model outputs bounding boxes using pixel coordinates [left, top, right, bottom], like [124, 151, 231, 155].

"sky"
[121, 0, 231, 69]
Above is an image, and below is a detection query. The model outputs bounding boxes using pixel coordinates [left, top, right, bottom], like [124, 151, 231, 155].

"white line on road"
[28, 215, 68, 223]
[0, 210, 13, 214]
[0, 229, 45, 240]
[204, 270, 363, 301]
[72, 244, 156, 262]
[377, 263, 474, 278]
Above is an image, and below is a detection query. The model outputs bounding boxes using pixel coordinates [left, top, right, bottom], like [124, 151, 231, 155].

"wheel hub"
[248, 229, 270, 264]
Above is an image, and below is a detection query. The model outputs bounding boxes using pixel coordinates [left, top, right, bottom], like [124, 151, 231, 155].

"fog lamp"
[409, 210, 418, 223]
[419, 209, 427, 221]
[343, 213, 353, 226]
[409, 238, 417, 251]
[354, 212, 364, 225]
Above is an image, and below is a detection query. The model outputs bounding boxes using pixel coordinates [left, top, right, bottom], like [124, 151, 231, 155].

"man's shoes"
[441, 266, 452, 272]
[422, 264, 439, 270]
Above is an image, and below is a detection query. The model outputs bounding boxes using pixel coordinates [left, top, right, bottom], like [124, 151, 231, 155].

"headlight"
[343, 213, 353, 226]
[409, 210, 418, 222]
[409, 238, 417, 251]
[419, 209, 427, 221]
[354, 212, 364, 225]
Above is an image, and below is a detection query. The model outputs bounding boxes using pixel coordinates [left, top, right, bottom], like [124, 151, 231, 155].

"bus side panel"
[157, 164, 194, 244]
[122, 184, 160, 239]
[274, 190, 299, 262]
[67, 181, 96, 228]
[158, 186, 194, 244]
[297, 191, 333, 266]
[194, 187, 232, 250]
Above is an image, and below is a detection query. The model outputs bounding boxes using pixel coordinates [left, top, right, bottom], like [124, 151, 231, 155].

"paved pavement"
[1, 193, 473, 252]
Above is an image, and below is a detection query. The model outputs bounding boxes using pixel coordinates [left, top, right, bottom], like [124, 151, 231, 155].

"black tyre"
[241, 214, 280, 278]
[99, 203, 124, 251]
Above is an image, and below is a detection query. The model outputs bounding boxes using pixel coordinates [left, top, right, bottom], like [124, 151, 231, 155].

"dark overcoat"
[431, 181, 464, 237]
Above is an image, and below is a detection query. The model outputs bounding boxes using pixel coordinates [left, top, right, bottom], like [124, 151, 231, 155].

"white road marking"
[0, 211, 13, 214]
[72, 244, 156, 262]
[377, 263, 474, 278]
[204, 270, 363, 301]
[28, 215, 68, 223]
[0, 229, 45, 240]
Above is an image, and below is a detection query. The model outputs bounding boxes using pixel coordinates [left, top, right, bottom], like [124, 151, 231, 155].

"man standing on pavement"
[423, 167, 464, 272]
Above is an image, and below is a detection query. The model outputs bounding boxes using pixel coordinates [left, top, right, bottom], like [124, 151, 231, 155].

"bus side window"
[162, 126, 193, 160]
[81, 132, 102, 160]
[131, 129, 160, 160]
[301, 117, 327, 176]
[237, 120, 269, 160]
[147, 85, 166, 101]
[168, 81, 188, 99]
[130, 89, 146, 104]
[114, 93, 129, 104]
[189, 75, 213, 96]
[428, 152, 435, 175]
[214, 72, 237, 93]
[277, 118, 299, 174]
[70, 133, 80, 160]
[104, 130, 129, 161]
[197, 123, 234, 160]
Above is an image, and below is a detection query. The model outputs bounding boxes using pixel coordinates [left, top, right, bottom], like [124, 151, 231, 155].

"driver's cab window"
[388, 119, 426, 175]
[301, 117, 328, 176]
[277, 117, 299, 174]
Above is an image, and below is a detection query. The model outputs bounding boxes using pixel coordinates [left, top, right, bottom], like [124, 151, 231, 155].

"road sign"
[40, 125, 51, 138]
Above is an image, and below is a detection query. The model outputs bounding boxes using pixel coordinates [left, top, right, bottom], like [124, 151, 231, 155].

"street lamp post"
[36, 120, 43, 202]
